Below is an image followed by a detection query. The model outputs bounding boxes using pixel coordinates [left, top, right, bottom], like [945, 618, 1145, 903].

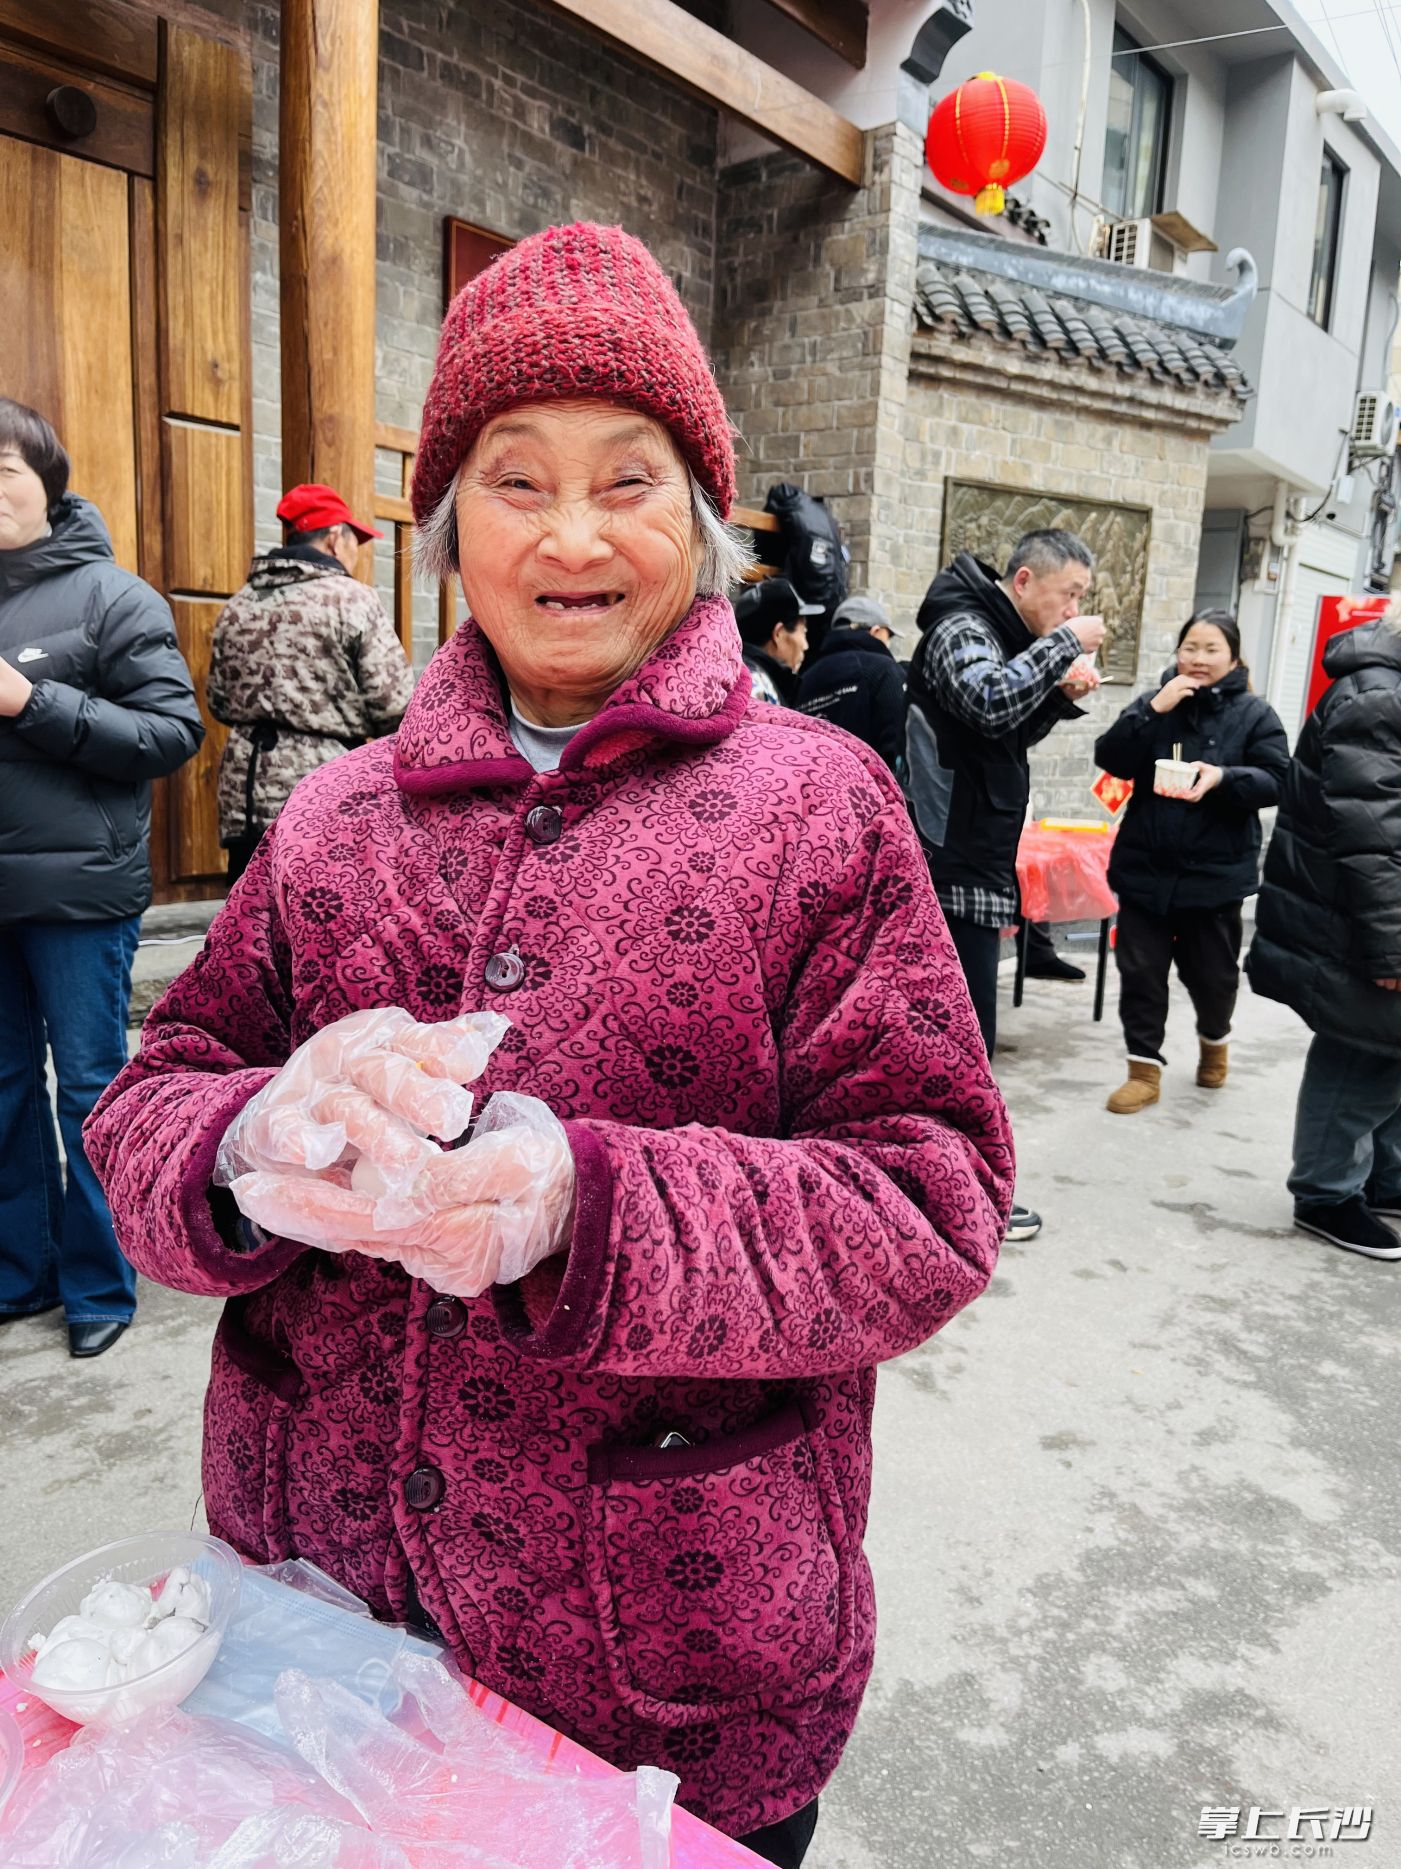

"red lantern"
[925, 71, 1047, 216]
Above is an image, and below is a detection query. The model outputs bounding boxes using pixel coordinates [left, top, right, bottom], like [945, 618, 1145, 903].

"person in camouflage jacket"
[209, 483, 415, 878]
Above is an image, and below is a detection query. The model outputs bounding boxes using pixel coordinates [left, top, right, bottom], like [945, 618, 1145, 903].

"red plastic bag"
[1015, 827, 1118, 924]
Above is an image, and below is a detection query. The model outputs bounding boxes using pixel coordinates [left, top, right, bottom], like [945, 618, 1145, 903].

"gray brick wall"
[712, 125, 923, 595]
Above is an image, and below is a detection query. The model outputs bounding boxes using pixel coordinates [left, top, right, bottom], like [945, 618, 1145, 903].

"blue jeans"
[0, 918, 140, 1322]
[1288, 1033, 1401, 1207]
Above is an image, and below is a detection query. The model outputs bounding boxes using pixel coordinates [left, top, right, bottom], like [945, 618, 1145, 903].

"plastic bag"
[276, 1657, 677, 1869]
[0, 1705, 355, 1867]
[182, 1562, 442, 1744]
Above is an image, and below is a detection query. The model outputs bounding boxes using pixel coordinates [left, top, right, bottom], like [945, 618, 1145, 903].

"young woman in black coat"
[1093, 611, 1290, 1115]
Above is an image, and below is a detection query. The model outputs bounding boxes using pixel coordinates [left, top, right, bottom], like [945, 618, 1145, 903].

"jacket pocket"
[582, 1400, 853, 1727]
[204, 1297, 302, 1562]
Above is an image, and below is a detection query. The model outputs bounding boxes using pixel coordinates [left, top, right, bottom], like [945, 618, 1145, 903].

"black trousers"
[738, 1798, 820, 1868]
[945, 914, 1001, 1058]
[1115, 898, 1243, 1063]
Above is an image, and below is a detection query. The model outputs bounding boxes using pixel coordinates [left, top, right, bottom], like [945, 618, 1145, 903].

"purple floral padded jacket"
[86, 594, 1012, 1837]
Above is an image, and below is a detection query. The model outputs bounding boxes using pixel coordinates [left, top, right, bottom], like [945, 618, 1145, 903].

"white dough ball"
[130, 1615, 206, 1673]
[31, 1636, 116, 1694]
[151, 1566, 211, 1625]
[350, 1155, 392, 1197]
[31, 1615, 95, 1657]
[78, 1580, 152, 1630]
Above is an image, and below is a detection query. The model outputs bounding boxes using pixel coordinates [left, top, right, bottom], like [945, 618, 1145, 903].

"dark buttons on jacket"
[405, 1465, 445, 1511]
[484, 945, 525, 992]
[525, 804, 563, 846]
[426, 1297, 466, 1339]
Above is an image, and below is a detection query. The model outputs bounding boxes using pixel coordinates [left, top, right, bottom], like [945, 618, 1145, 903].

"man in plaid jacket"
[906, 530, 1104, 1240]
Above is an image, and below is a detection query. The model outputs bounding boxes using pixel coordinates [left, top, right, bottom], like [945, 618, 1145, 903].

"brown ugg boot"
[1196, 1038, 1229, 1088]
[1106, 1060, 1161, 1114]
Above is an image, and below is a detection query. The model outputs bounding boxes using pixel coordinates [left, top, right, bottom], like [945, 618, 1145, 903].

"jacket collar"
[394, 592, 749, 795]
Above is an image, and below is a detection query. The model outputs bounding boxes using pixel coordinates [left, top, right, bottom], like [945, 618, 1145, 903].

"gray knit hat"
[832, 594, 906, 643]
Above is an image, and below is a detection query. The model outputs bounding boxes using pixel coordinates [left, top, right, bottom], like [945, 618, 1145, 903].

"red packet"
[1092, 771, 1133, 815]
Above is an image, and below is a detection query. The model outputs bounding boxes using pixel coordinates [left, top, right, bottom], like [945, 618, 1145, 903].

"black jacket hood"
[0, 497, 113, 598]
[917, 552, 1032, 656]
[1323, 617, 1401, 681]
[810, 626, 896, 665]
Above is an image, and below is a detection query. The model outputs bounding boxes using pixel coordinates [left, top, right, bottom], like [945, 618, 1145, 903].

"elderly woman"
[87, 224, 1010, 1865]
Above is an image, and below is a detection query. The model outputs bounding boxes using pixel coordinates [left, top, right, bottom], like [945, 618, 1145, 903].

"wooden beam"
[757, 0, 867, 69]
[732, 504, 781, 534]
[374, 421, 420, 458]
[280, 0, 379, 578]
[0, 0, 158, 87]
[536, 0, 864, 187]
[373, 493, 413, 526]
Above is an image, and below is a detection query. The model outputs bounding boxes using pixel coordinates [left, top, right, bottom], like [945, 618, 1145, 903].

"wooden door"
[0, 2, 251, 903]
[0, 142, 140, 572]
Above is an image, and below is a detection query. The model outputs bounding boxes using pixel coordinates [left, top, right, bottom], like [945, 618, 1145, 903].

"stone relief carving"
[941, 479, 1153, 683]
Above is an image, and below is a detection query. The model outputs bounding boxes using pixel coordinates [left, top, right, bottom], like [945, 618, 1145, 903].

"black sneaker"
[1006, 1202, 1043, 1242]
[1024, 954, 1086, 983]
[1294, 1198, 1401, 1261]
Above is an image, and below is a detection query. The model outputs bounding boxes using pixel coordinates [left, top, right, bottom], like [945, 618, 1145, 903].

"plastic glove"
[217, 1008, 510, 1206]
[229, 1093, 576, 1298]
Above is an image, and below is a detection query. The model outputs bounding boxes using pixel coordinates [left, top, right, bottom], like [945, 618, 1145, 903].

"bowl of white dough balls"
[0, 1531, 242, 1726]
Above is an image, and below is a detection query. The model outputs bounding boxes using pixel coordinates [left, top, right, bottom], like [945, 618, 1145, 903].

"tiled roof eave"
[912, 258, 1251, 403]
[909, 322, 1251, 421]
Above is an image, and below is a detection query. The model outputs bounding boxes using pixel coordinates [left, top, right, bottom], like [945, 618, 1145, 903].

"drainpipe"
[1066, 0, 1094, 255]
[1316, 89, 1368, 123]
[1265, 484, 1307, 711]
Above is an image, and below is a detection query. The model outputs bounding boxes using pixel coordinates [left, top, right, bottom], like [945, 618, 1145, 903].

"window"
[1103, 24, 1172, 221]
[1308, 153, 1346, 329]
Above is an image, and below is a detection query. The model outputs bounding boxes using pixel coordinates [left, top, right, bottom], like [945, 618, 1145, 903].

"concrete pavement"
[1, 974, 1396, 1868]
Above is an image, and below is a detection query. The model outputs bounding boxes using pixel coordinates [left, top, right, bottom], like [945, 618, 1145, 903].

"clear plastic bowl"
[0, 1707, 20, 1819]
[0, 1532, 242, 1728]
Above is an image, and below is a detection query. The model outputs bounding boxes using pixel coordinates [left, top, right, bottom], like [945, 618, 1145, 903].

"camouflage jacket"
[208, 549, 414, 843]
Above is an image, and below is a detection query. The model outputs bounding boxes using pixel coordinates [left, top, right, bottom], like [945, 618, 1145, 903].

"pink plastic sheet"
[1015, 826, 1118, 925]
[0, 1657, 764, 1867]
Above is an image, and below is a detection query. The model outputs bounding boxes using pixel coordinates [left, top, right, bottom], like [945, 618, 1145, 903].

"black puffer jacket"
[1248, 620, 1401, 1053]
[1094, 665, 1290, 915]
[796, 626, 906, 771]
[0, 498, 204, 923]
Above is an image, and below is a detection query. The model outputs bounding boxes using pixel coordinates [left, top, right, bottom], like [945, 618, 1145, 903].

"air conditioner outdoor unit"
[1351, 388, 1399, 460]
[1100, 216, 1189, 276]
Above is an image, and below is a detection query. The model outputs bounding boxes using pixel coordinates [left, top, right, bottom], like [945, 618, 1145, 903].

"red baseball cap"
[276, 482, 383, 543]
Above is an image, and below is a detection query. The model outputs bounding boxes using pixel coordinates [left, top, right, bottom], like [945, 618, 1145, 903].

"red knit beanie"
[410, 223, 736, 526]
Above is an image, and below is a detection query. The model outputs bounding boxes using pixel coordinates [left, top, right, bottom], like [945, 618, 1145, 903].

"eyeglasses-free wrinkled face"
[453, 400, 704, 727]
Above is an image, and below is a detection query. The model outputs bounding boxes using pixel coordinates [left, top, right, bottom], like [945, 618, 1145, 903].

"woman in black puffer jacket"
[0, 399, 203, 1357]
[1094, 611, 1289, 1115]
[1248, 611, 1401, 1262]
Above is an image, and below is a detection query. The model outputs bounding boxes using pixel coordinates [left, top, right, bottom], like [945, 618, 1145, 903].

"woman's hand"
[1150, 674, 1200, 714]
[1186, 762, 1223, 802]
[229, 1092, 576, 1296]
[0, 656, 34, 719]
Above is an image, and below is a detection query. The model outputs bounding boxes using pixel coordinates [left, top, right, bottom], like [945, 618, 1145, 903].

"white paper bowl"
[0, 1532, 241, 1728]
